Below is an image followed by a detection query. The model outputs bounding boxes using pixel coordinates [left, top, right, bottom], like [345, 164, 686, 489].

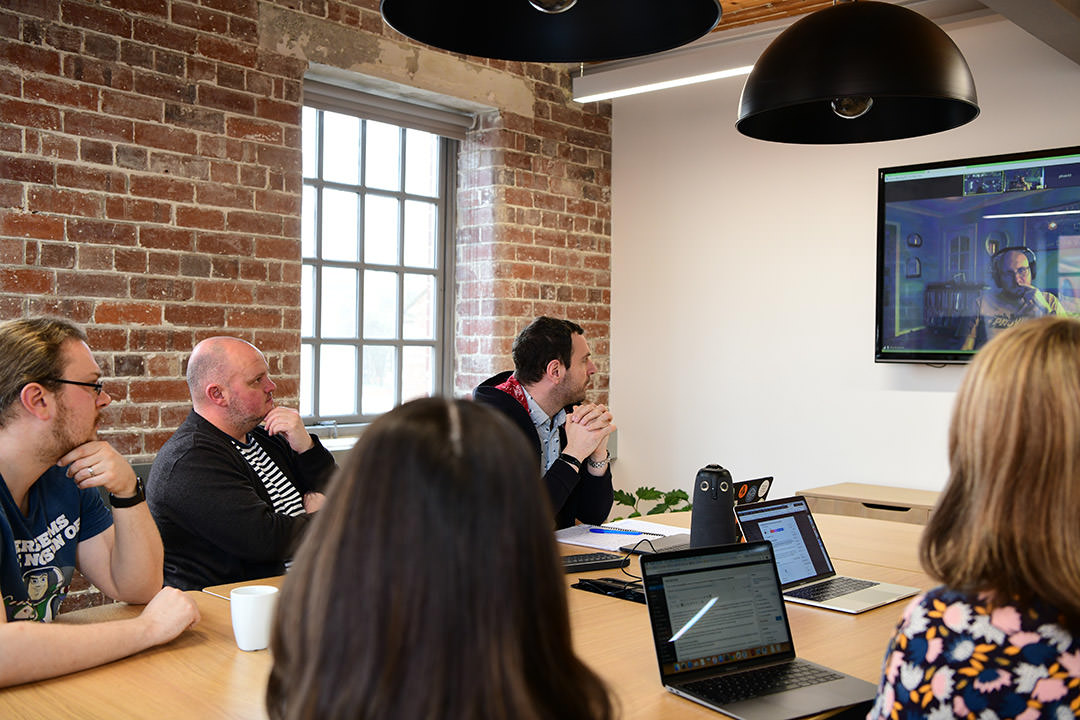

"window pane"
[403, 200, 437, 268]
[405, 128, 439, 197]
[362, 345, 396, 415]
[322, 111, 360, 184]
[365, 121, 400, 191]
[322, 188, 359, 262]
[401, 346, 434, 402]
[402, 273, 435, 340]
[301, 186, 316, 258]
[301, 264, 315, 337]
[300, 343, 313, 416]
[321, 267, 358, 339]
[302, 107, 318, 179]
[363, 270, 398, 340]
[320, 345, 357, 417]
[364, 194, 399, 265]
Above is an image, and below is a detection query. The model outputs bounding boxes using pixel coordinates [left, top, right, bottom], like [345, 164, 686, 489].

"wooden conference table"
[0, 513, 928, 720]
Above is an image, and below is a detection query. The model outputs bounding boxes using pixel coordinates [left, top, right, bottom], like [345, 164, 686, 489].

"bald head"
[188, 337, 255, 404]
[187, 337, 277, 437]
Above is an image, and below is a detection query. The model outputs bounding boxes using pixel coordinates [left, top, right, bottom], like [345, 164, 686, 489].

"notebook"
[623, 476, 773, 555]
[640, 541, 876, 720]
[733, 496, 918, 614]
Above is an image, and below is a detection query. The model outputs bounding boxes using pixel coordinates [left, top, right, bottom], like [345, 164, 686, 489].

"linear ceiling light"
[574, 65, 754, 104]
[379, 0, 723, 63]
[736, 0, 979, 144]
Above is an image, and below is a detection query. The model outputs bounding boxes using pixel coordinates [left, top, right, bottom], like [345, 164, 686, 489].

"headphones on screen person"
[991, 246, 1037, 289]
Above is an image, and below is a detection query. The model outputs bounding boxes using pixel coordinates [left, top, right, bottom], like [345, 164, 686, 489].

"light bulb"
[529, 0, 577, 13]
[831, 96, 873, 119]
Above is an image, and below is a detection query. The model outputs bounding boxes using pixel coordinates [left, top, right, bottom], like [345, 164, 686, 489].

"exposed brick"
[27, 187, 102, 218]
[0, 210, 64, 240]
[163, 303, 225, 327]
[67, 218, 137, 246]
[94, 301, 162, 326]
[0, 98, 61, 132]
[139, 226, 193, 251]
[56, 164, 126, 193]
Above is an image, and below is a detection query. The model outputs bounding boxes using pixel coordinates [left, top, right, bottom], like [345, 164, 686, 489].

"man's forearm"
[0, 614, 161, 687]
[108, 505, 165, 602]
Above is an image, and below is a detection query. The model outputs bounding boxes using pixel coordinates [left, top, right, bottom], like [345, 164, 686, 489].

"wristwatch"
[586, 450, 611, 470]
[110, 477, 146, 508]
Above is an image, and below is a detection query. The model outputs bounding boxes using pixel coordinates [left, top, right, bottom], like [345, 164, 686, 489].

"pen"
[589, 527, 642, 536]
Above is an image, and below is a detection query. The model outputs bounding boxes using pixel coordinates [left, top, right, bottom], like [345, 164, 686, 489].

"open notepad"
[555, 518, 689, 551]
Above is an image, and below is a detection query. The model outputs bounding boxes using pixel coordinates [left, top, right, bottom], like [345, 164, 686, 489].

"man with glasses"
[147, 337, 335, 591]
[962, 247, 1065, 350]
[0, 317, 200, 687]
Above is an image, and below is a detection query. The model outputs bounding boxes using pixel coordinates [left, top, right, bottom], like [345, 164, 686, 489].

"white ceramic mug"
[230, 585, 279, 651]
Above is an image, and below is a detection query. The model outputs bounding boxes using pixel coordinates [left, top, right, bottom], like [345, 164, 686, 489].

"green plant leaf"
[635, 486, 663, 501]
[664, 489, 690, 505]
[613, 490, 636, 507]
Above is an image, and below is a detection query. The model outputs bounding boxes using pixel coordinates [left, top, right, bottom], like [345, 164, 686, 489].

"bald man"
[147, 337, 336, 590]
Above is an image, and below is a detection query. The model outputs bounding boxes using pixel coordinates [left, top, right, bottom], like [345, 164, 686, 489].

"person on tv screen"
[266, 397, 613, 720]
[867, 316, 1080, 718]
[962, 246, 1064, 351]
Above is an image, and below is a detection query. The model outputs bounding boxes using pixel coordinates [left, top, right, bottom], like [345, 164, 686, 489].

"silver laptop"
[622, 476, 773, 555]
[734, 496, 918, 614]
[640, 541, 876, 720]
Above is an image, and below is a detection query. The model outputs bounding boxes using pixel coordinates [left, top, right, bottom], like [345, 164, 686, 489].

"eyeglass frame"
[47, 378, 105, 396]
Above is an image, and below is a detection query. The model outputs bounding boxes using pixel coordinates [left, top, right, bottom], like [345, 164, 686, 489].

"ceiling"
[712, 0, 1080, 64]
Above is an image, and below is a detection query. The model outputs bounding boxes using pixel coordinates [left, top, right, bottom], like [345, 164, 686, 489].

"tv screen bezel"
[874, 143, 1080, 365]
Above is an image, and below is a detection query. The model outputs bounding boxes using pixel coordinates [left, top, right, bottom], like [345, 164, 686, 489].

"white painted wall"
[609, 16, 1080, 500]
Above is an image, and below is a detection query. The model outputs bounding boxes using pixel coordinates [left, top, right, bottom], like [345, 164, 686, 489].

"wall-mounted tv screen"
[876, 145, 1080, 364]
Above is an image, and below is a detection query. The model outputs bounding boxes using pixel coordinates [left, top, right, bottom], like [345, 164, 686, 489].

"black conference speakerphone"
[562, 551, 630, 573]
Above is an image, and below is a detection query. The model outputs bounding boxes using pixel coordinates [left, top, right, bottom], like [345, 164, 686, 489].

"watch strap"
[110, 476, 146, 508]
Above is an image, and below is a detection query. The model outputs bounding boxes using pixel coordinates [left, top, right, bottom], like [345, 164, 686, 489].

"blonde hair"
[922, 316, 1080, 627]
[0, 316, 86, 427]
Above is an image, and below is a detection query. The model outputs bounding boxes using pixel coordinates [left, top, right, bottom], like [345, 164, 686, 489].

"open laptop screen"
[641, 543, 795, 680]
[734, 497, 835, 587]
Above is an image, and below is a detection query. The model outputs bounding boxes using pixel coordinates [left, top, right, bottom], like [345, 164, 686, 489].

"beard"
[47, 395, 97, 462]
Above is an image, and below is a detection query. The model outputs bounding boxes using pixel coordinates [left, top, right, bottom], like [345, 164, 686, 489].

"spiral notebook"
[555, 519, 683, 551]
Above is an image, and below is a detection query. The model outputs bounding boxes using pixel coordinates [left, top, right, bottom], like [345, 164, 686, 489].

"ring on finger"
[87, 465, 95, 477]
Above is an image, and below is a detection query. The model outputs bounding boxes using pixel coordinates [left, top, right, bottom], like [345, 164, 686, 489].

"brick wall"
[0, 0, 611, 611]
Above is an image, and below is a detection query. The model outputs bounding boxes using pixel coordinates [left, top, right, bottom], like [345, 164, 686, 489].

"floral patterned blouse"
[867, 586, 1080, 720]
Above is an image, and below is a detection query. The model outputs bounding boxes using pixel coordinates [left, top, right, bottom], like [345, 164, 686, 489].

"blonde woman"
[868, 316, 1080, 718]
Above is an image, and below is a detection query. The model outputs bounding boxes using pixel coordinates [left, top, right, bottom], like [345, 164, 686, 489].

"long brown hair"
[266, 397, 613, 720]
[921, 316, 1080, 628]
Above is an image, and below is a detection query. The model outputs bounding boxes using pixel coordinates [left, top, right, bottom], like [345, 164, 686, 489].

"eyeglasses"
[49, 378, 105, 396]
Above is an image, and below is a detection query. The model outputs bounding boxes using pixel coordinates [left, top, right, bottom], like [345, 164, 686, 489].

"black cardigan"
[474, 371, 613, 529]
[147, 410, 336, 590]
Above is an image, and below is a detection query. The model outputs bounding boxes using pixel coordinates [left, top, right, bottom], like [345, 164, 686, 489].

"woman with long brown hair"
[266, 396, 613, 720]
[867, 316, 1080, 718]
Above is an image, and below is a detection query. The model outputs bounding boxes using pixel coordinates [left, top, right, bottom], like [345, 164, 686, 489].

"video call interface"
[736, 499, 833, 586]
[644, 547, 793, 677]
[876, 146, 1080, 363]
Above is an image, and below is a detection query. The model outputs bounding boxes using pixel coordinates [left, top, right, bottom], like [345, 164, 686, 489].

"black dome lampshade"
[736, 0, 979, 144]
[379, 0, 722, 63]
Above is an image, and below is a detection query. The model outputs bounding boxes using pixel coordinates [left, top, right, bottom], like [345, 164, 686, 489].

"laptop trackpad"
[722, 677, 876, 720]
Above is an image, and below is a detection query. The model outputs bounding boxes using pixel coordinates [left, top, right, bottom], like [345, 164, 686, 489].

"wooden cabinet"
[797, 482, 939, 525]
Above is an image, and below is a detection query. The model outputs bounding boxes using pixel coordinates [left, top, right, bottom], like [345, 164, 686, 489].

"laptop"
[733, 496, 918, 614]
[640, 541, 876, 720]
[623, 476, 773, 555]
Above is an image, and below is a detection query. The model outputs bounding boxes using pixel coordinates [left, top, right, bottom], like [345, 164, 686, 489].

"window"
[300, 87, 461, 426]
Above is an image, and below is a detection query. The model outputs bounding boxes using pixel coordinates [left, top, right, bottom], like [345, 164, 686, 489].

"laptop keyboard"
[785, 576, 876, 602]
[683, 660, 842, 704]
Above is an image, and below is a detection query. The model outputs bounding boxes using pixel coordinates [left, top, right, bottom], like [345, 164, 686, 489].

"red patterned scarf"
[495, 374, 530, 413]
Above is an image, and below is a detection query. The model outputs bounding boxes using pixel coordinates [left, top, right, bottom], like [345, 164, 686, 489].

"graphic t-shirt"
[1, 466, 113, 622]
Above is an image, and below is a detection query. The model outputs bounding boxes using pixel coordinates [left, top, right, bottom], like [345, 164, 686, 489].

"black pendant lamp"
[379, 0, 722, 63]
[736, 0, 979, 144]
